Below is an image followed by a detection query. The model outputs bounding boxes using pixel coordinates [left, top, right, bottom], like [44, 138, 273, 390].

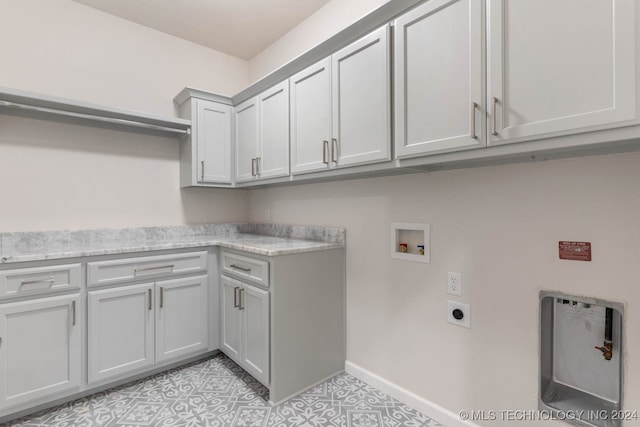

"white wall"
[0, 0, 250, 231]
[247, 0, 640, 424]
[248, 0, 390, 83]
[249, 153, 640, 425]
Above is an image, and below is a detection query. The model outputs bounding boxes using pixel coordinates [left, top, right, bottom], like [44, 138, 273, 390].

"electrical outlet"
[448, 272, 462, 296]
[448, 300, 471, 328]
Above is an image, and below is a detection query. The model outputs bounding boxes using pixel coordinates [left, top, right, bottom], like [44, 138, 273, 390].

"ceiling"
[71, 0, 332, 60]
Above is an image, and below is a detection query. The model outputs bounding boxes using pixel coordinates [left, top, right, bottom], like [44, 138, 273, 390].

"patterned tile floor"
[8, 354, 444, 427]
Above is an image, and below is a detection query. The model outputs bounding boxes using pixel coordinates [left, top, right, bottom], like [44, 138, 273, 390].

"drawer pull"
[491, 96, 499, 136]
[239, 288, 245, 310]
[160, 287, 164, 309]
[20, 277, 56, 287]
[322, 140, 329, 165]
[230, 264, 251, 272]
[148, 289, 152, 311]
[72, 300, 76, 326]
[331, 138, 338, 163]
[233, 286, 240, 308]
[470, 102, 478, 140]
[135, 264, 174, 275]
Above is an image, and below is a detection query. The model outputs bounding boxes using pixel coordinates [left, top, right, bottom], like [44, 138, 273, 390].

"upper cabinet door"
[234, 97, 259, 183]
[332, 25, 391, 167]
[258, 81, 290, 180]
[488, 0, 636, 145]
[196, 100, 232, 184]
[394, 0, 484, 159]
[290, 57, 332, 175]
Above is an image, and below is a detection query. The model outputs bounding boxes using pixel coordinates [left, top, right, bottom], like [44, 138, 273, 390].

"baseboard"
[345, 361, 480, 427]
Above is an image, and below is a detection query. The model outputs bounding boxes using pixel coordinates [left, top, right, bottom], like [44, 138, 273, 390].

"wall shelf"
[0, 87, 191, 138]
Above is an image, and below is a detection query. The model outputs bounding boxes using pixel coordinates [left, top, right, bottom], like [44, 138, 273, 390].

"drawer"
[0, 264, 81, 298]
[87, 251, 207, 287]
[221, 251, 269, 287]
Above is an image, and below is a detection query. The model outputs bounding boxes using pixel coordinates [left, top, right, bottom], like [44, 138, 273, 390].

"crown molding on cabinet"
[173, 87, 233, 107]
[231, 0, 424, 105]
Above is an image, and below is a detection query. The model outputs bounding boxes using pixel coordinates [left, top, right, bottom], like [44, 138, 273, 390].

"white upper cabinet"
[487, 0, 636, 144]
[332, 26, 391, 167]
[197, 100, 233, 184]
[175, 91, 233, 187]
[290, 58, 333, 174]
[235, 82, 290, 182]
[234, 97, 259, 182]
[258, 81, 290, 180]
[394, 0, 484, 158]
[291, 25, 391, 175]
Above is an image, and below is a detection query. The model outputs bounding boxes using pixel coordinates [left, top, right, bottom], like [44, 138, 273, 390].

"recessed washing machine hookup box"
[539, 291, 624, 427]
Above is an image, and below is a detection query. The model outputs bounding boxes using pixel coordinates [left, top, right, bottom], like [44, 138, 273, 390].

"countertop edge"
[0, 237, 345, 264]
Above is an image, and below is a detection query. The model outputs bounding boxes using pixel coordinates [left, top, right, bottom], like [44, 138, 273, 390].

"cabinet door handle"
[331, 138, 338, 163]
[256, 157, 261, 175]
[491, 97, 499, 136]
[322, 140, 329, 165]
[239, 288, 245, 310]
[160, 287, 164, 309]
[470, 102, 478, 140]
[148, 289, 152, 311]
[230, 264, 251, 272]
[72, 300, 76, 326]
[201, 160, 205, 181]
[251, 158, 256, 176]
[20, 277, 56, 287]
[233, 286, 240, 308]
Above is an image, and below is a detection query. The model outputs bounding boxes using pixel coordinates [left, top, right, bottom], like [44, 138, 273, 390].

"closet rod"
[0, 100, 190, 135]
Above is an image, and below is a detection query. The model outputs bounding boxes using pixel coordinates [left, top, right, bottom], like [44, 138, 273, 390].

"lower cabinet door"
[221, 276, 242, 363]
[0, 294, 81, 410]
[241, 283, 269, 386]
[155, 275, 208, 363]
[88, 283, 155, 384]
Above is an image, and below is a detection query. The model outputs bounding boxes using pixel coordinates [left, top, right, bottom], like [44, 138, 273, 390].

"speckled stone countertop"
[0, 223, 346, 263]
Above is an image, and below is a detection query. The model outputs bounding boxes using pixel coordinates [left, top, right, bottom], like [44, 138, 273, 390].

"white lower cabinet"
[0, 294, 81, 410]
[88, 283, 155, 383]
[155, 276, 208, 363]
[221, 276, 269, 386]
[89, 275, 209, 384]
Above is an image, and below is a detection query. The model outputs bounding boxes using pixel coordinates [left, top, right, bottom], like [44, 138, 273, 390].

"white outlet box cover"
[390, 223, 430, 263]
[448, 300, 471, 328]
[448, 272, 462, 296]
